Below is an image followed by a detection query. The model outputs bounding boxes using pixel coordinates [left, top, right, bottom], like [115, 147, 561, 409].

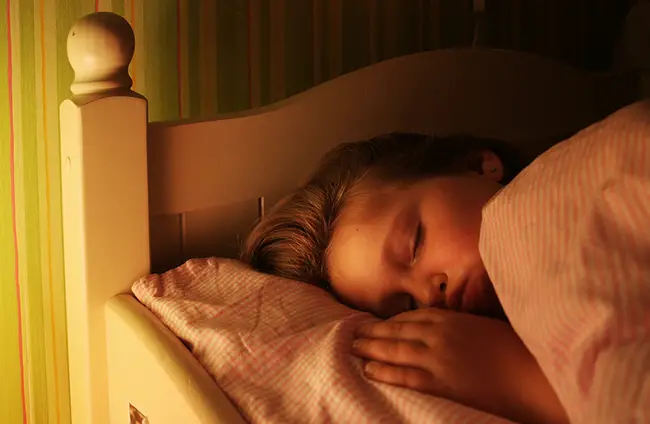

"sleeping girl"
[241, 132, 568, 424]
[242, 119, 650, 424]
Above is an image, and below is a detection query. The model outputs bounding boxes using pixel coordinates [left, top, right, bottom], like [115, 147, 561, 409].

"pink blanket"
[480, 101, 650, 423]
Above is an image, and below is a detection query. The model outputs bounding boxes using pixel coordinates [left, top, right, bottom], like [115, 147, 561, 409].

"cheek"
[432, 225, 481, 265]
[451, 209, 483, 244]
[425, 203, 483, 263]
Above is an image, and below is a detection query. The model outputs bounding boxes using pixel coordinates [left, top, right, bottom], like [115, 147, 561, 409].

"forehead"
[326, 185, 403, 287]
[333, 182, 405, 240]
[340, 184, 398, 222]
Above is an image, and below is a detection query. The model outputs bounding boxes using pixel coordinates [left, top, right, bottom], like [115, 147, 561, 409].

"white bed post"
[60, 12, 150, 424]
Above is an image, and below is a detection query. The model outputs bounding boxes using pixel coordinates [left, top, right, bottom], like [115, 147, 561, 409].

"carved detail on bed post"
[67, 11, 135, 96]
[60, 11, 149, 424]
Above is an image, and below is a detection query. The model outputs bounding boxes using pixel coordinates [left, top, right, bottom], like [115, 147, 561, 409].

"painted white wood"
[60, 12, 149, 424]
[147, 49, 633, 217]
[66, 11, 135, 96]
[105, 295, 246, 424]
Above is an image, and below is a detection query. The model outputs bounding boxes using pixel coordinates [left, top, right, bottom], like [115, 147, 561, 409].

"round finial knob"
[67, 12, 135, 96]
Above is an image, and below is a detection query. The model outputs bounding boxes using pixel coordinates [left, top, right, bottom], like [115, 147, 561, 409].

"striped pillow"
[133, 258, 514, 424]
[479, 101, 650, 424]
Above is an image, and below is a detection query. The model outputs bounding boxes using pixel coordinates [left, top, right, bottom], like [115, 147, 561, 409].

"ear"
[468, 150, 504, 182]
[481, 150, 504, 182]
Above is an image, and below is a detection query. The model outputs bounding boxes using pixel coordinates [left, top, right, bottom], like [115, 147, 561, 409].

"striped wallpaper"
[0, 1, 636, 424]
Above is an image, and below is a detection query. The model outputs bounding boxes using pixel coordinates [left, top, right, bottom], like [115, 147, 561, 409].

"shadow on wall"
[124, 0, 637, 122]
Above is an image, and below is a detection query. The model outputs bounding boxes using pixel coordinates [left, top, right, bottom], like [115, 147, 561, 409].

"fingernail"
[364, 362, 377, 376]
[352, 339, 362, 351]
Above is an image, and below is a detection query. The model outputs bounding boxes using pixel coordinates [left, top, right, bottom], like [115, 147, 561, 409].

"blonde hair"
[241, 133, 526, 290]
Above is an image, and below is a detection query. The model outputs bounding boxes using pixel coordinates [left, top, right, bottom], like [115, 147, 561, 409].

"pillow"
[132, 258, 513, 424]
[479, 100, 650, 424]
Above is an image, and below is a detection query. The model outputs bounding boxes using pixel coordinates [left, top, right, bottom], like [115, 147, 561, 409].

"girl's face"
[327, 154, 506, 319]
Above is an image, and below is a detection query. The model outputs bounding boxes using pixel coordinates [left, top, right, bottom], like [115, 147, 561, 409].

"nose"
[411, 272, 448, 309]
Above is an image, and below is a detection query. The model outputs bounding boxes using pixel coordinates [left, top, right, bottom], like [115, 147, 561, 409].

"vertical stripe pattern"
[0, 2, 638, 424]
[269, 0, 285, 102]
[132, 258, 515, 423]
[176, 0, 185, 119]
[480, 101, 650, 424]
[37, 0, 63, 421]
[4, 1, 28, 423]
[248, 0, 262, 107]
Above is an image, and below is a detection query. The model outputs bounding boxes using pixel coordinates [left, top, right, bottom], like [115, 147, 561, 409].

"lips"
[446, 273, 485, 313]
[446, 280, 466, 312]
[460, 277, 483, 313]
[450, 274, 505, 318]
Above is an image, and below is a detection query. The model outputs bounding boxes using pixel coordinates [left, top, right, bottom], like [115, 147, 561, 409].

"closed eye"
[411, 221, 424, 265]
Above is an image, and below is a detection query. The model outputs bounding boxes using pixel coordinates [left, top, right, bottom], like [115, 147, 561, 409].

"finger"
[352, 338, 428, 366]
[355, 321, 432, 342]
[391, 307, 456, 323]
[363, 361, 436, 393]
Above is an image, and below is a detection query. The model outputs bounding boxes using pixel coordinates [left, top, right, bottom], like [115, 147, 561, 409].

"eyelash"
[411, 221, 424, 265]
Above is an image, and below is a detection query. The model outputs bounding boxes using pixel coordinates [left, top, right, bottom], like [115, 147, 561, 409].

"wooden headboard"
[147, 50, 636, 273]
[59, 11, 642, 424]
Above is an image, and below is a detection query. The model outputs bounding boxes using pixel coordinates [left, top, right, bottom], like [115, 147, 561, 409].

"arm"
[491, 326, 569, 424]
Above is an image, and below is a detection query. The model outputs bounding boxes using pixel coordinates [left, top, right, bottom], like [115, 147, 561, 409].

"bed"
[59, 11, 647, 424]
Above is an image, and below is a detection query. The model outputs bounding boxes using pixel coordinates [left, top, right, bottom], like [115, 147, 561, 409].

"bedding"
[132, 258, 513, 424]
[132, 100, 650, 423]
[479, 100, 650, 424]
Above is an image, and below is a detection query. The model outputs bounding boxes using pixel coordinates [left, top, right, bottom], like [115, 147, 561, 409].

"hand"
[352, 308, 568, 424]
